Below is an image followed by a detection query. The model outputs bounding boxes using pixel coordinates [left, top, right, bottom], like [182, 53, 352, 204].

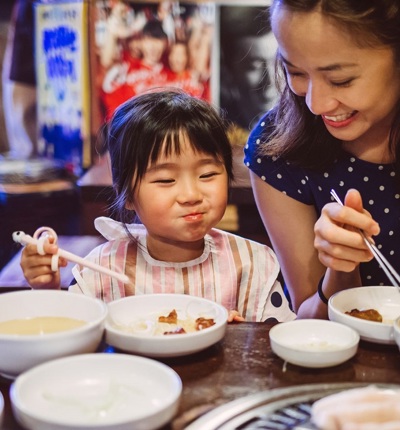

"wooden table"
[1, 322, 400, 429]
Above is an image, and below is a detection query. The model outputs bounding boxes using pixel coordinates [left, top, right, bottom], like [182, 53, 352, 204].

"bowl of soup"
[0, 290, 108, 378]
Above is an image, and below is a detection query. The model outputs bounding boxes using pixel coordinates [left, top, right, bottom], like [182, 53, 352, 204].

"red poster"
[93, 1, 215, 122]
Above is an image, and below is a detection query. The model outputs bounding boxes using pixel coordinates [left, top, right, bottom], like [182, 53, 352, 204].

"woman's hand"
[314, 189, 380, 272]
[20, 236, 66, 289]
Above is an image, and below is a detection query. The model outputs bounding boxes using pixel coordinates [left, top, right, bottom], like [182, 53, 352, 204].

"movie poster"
[35, 0, 90, 174]
[93, 1, 215, 122]
[219, 3, 277, 137]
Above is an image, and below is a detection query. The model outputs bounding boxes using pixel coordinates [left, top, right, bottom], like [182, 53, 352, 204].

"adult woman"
[244, 0, 400, 318]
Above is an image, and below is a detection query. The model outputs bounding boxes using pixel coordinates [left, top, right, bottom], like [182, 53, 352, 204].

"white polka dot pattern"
[244, 112, 400, 286]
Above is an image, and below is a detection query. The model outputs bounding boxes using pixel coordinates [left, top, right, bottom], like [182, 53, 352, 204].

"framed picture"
[219, 2, 277, 139]
[93, 0, 215, 122]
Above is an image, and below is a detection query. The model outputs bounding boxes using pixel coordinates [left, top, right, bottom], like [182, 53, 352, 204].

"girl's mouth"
[183, 213, 204, 222]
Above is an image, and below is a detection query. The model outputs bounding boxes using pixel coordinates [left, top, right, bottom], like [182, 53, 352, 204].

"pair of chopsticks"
[330, 189, 400, 287]
[13, 229, 129, 285]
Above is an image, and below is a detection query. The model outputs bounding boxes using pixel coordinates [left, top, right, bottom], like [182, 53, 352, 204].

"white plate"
[328, 286, 400, 344]
[105, 294, 228, 357]
[269, 319, 360, 368]
[10, 353, 182, 430]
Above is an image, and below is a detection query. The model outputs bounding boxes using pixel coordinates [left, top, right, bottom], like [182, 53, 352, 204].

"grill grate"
[185, 382, 399, 430]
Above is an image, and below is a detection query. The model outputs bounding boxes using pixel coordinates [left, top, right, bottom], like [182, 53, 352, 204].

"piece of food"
[345, 308, 383, 322]
[195, 317, 215, 331]
[158, 309, 178, 324]
[311, 385, 400, 430]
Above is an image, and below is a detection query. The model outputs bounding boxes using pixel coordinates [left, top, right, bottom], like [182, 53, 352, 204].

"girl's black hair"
[102, 88, 233, 224]
[264, 0, 400, 174]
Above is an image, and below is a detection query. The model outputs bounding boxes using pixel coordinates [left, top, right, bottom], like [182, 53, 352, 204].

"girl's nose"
[305, 81, 339, 116]
[177, 180, 202, 204]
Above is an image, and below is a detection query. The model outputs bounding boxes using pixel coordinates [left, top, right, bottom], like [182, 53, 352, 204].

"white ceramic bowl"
[105, 294, 228, 357]
[328, 286, 400, 344]
[10, 353, 182, 430]
[269, 319, 360, 368]
[393, 316, 400, 352]
[0, 391, 3, 427]
[0, 290, 108, 378]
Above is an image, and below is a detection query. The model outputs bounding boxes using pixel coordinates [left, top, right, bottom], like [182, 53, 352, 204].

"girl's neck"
[146, 235, 205, 262]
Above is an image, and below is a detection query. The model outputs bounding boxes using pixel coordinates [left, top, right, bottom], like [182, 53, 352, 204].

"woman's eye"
[330, 79, 354, 88]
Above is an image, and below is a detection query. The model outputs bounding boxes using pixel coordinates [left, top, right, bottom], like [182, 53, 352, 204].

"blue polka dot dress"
[244, 112, 400, 287]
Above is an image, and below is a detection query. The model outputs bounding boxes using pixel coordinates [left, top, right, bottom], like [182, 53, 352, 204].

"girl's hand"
[228, 310, 245, 323]
[314, 189, 380, 272]
[20, 236, 66, 289]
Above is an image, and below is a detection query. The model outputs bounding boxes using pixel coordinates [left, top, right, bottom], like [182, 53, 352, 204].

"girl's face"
[130, 135, 228, 260]
[272, 7, 400, 157]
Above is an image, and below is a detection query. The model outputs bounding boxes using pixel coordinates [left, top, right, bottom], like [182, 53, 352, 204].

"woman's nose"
[305, 81, 339, 116]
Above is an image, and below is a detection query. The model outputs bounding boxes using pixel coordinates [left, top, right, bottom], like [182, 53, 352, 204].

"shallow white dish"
[328, 286, 400, 344]
[269, 319, 360, 368]
[0, 290, 108, 378]
[105, 294, 228, 357]
[10, 353, 182, 430]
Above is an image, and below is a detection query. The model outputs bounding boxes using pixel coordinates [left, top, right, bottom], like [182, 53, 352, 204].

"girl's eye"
[200, 172, 218, 179]
[153, 179, 174, 184]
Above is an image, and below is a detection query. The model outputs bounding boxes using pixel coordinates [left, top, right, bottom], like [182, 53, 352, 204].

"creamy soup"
[0, 316, 87, 335]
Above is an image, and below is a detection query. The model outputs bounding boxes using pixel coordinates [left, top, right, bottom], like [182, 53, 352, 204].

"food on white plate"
[311, 385, 400, 430]
[345, 308, 383, 323]
[112, 308, 215, 336]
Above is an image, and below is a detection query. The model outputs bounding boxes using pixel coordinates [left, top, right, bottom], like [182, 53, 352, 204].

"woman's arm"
[250, 175, 381, 318]
[250, 172, 326, 317]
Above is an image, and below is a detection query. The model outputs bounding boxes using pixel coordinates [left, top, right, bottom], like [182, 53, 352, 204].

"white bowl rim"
[10, 353, 182, 427]
[0, 291, 108, 341]
[269, 319, 361, 350]
[105, 293, 228, 340]
[328, 286, 400, 327]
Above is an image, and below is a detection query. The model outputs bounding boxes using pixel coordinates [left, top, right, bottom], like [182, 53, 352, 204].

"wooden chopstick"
[330, 189, 400, 287]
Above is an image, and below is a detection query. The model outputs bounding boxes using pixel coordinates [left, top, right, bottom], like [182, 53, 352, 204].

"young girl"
[244, 0, 400, 319]
[21, 89, 295, 323]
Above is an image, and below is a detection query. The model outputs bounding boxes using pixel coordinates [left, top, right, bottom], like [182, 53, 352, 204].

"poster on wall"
[35, 0, 90, 175]
[219, 3, 277, 144]
[93, 0, 215, 122]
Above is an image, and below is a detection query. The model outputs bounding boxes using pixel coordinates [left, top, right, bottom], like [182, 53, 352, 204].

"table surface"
[2, 321, 400, 430]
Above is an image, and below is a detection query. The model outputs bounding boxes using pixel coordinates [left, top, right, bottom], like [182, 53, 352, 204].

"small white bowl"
[328, 286, 400, 344]
[0, 391, 3, 427]
[0, 290, 108, 378]
[393, 316, 400, 352]
[10, 353, 182, 430]
[105, 293, 228, 357]
[269, 319, 360, 368]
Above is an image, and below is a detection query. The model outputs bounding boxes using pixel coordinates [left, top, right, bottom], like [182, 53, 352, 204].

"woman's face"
[271, 6, 400, 153]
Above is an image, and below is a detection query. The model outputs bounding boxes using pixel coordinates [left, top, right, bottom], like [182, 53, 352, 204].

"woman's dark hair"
[103, 89, 233, 224]
[264, 0, 400, 171]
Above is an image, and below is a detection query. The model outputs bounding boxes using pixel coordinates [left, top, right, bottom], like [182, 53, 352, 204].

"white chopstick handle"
[12, 231, 129, 284]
